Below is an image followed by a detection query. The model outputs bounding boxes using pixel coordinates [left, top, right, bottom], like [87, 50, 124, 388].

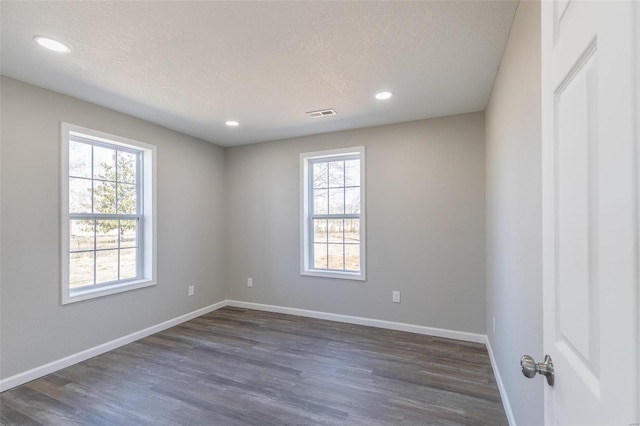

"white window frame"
[60, 123, 157, 304]
[300, 146, 366, 281]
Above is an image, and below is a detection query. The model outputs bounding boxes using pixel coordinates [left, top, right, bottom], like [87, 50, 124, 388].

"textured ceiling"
[1, 1, 518, 147]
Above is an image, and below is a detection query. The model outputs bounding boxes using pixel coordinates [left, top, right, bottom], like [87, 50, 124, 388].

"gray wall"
[485, 1, 543, 425]
[225, 113, 486, 333]
[0, 77, 227, 378]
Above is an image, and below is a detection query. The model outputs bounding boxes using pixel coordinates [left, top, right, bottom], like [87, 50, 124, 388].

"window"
[300, 147, 365, 280]
[61, 123, 156, 304]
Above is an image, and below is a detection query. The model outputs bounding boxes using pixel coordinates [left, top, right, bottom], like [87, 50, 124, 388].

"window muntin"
[301, 147, 365, 280]
[61, 123, 156, 304]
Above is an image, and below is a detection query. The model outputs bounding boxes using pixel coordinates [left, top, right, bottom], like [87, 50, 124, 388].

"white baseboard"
[1, 299, 490, 396]
[486, 337, 516, 426]
[226, 300, 486, 344]
[0, 300, 227, 392]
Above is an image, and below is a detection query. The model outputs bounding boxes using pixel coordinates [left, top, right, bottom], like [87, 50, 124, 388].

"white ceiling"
[1, 1, 518, 147]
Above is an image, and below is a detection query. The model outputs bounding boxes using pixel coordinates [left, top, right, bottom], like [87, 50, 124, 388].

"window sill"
[62, 279, 156, 305]
[301, 269, 366, 281]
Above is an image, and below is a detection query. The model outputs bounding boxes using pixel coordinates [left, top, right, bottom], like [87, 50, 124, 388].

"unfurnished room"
[0, 1, 638, 425]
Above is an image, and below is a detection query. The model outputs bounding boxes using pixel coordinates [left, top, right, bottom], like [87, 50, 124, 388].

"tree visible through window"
[301, 147, 366, 280]
[68, 138, 141, 287]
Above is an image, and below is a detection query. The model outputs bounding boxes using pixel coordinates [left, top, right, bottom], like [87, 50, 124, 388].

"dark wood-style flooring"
[0, 307, 507, 425]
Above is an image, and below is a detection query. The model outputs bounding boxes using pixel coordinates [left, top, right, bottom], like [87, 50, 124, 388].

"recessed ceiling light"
[225, 120, 239, 127]
[375, 91, 393, 100]
[34, 36, 70, 53]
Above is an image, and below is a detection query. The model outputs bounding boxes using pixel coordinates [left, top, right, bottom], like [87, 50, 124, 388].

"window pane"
[312, 162, 328, 189]
[328, 219, 344, 243]
[96, 220, 118, 249]
[69, 177, 92, 214]
[94, 181, 116, 214]
[328, 161, 344, 187]
[344, 219, 360, 243]
[120, 248, 137, 280]
[70, 220, 94, 252]
[328, 188, 345, 214]
[117, 183, 137, 214]
[313, 189, 328, 214]
[94, 146, 116, 181]
[345, 187, 360, 214]
[120, 220, 137, 248]
[70, 252, 94, 288]
[345, 244, 360, 271]
[345, 160, 360, 187]
[328, 244, 344, 270]
[117, 151, 137, 184]
[96, 250, 118, 284]
[313, 219, 327, 243]
[69, 141, 92, 178]
[313, 244, 328, 269]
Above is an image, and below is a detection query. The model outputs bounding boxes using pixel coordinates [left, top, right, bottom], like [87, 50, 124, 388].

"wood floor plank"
[0, 307, 507, 425]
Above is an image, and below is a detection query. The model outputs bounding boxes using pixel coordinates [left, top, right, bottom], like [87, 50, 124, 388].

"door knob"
[520, 354, 554, 386]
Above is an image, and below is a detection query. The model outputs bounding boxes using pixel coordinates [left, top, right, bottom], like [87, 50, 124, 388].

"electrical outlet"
[188, 285, 195, 297]
[392, 291, 401, 303]
[492, 316, 496, 334]
[247, 278, 253, 288]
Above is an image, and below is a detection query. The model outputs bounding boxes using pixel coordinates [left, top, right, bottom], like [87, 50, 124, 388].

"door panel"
[555, 46, 599, 379]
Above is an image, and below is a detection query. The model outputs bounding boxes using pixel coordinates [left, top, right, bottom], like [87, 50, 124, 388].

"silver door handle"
[520, 354, 554, 386]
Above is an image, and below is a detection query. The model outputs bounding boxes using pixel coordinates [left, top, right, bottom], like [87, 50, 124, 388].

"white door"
[541, 0, 639, 424]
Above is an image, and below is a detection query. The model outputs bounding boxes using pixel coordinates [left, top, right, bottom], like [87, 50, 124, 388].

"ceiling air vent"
[306, 108, 336, 118]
